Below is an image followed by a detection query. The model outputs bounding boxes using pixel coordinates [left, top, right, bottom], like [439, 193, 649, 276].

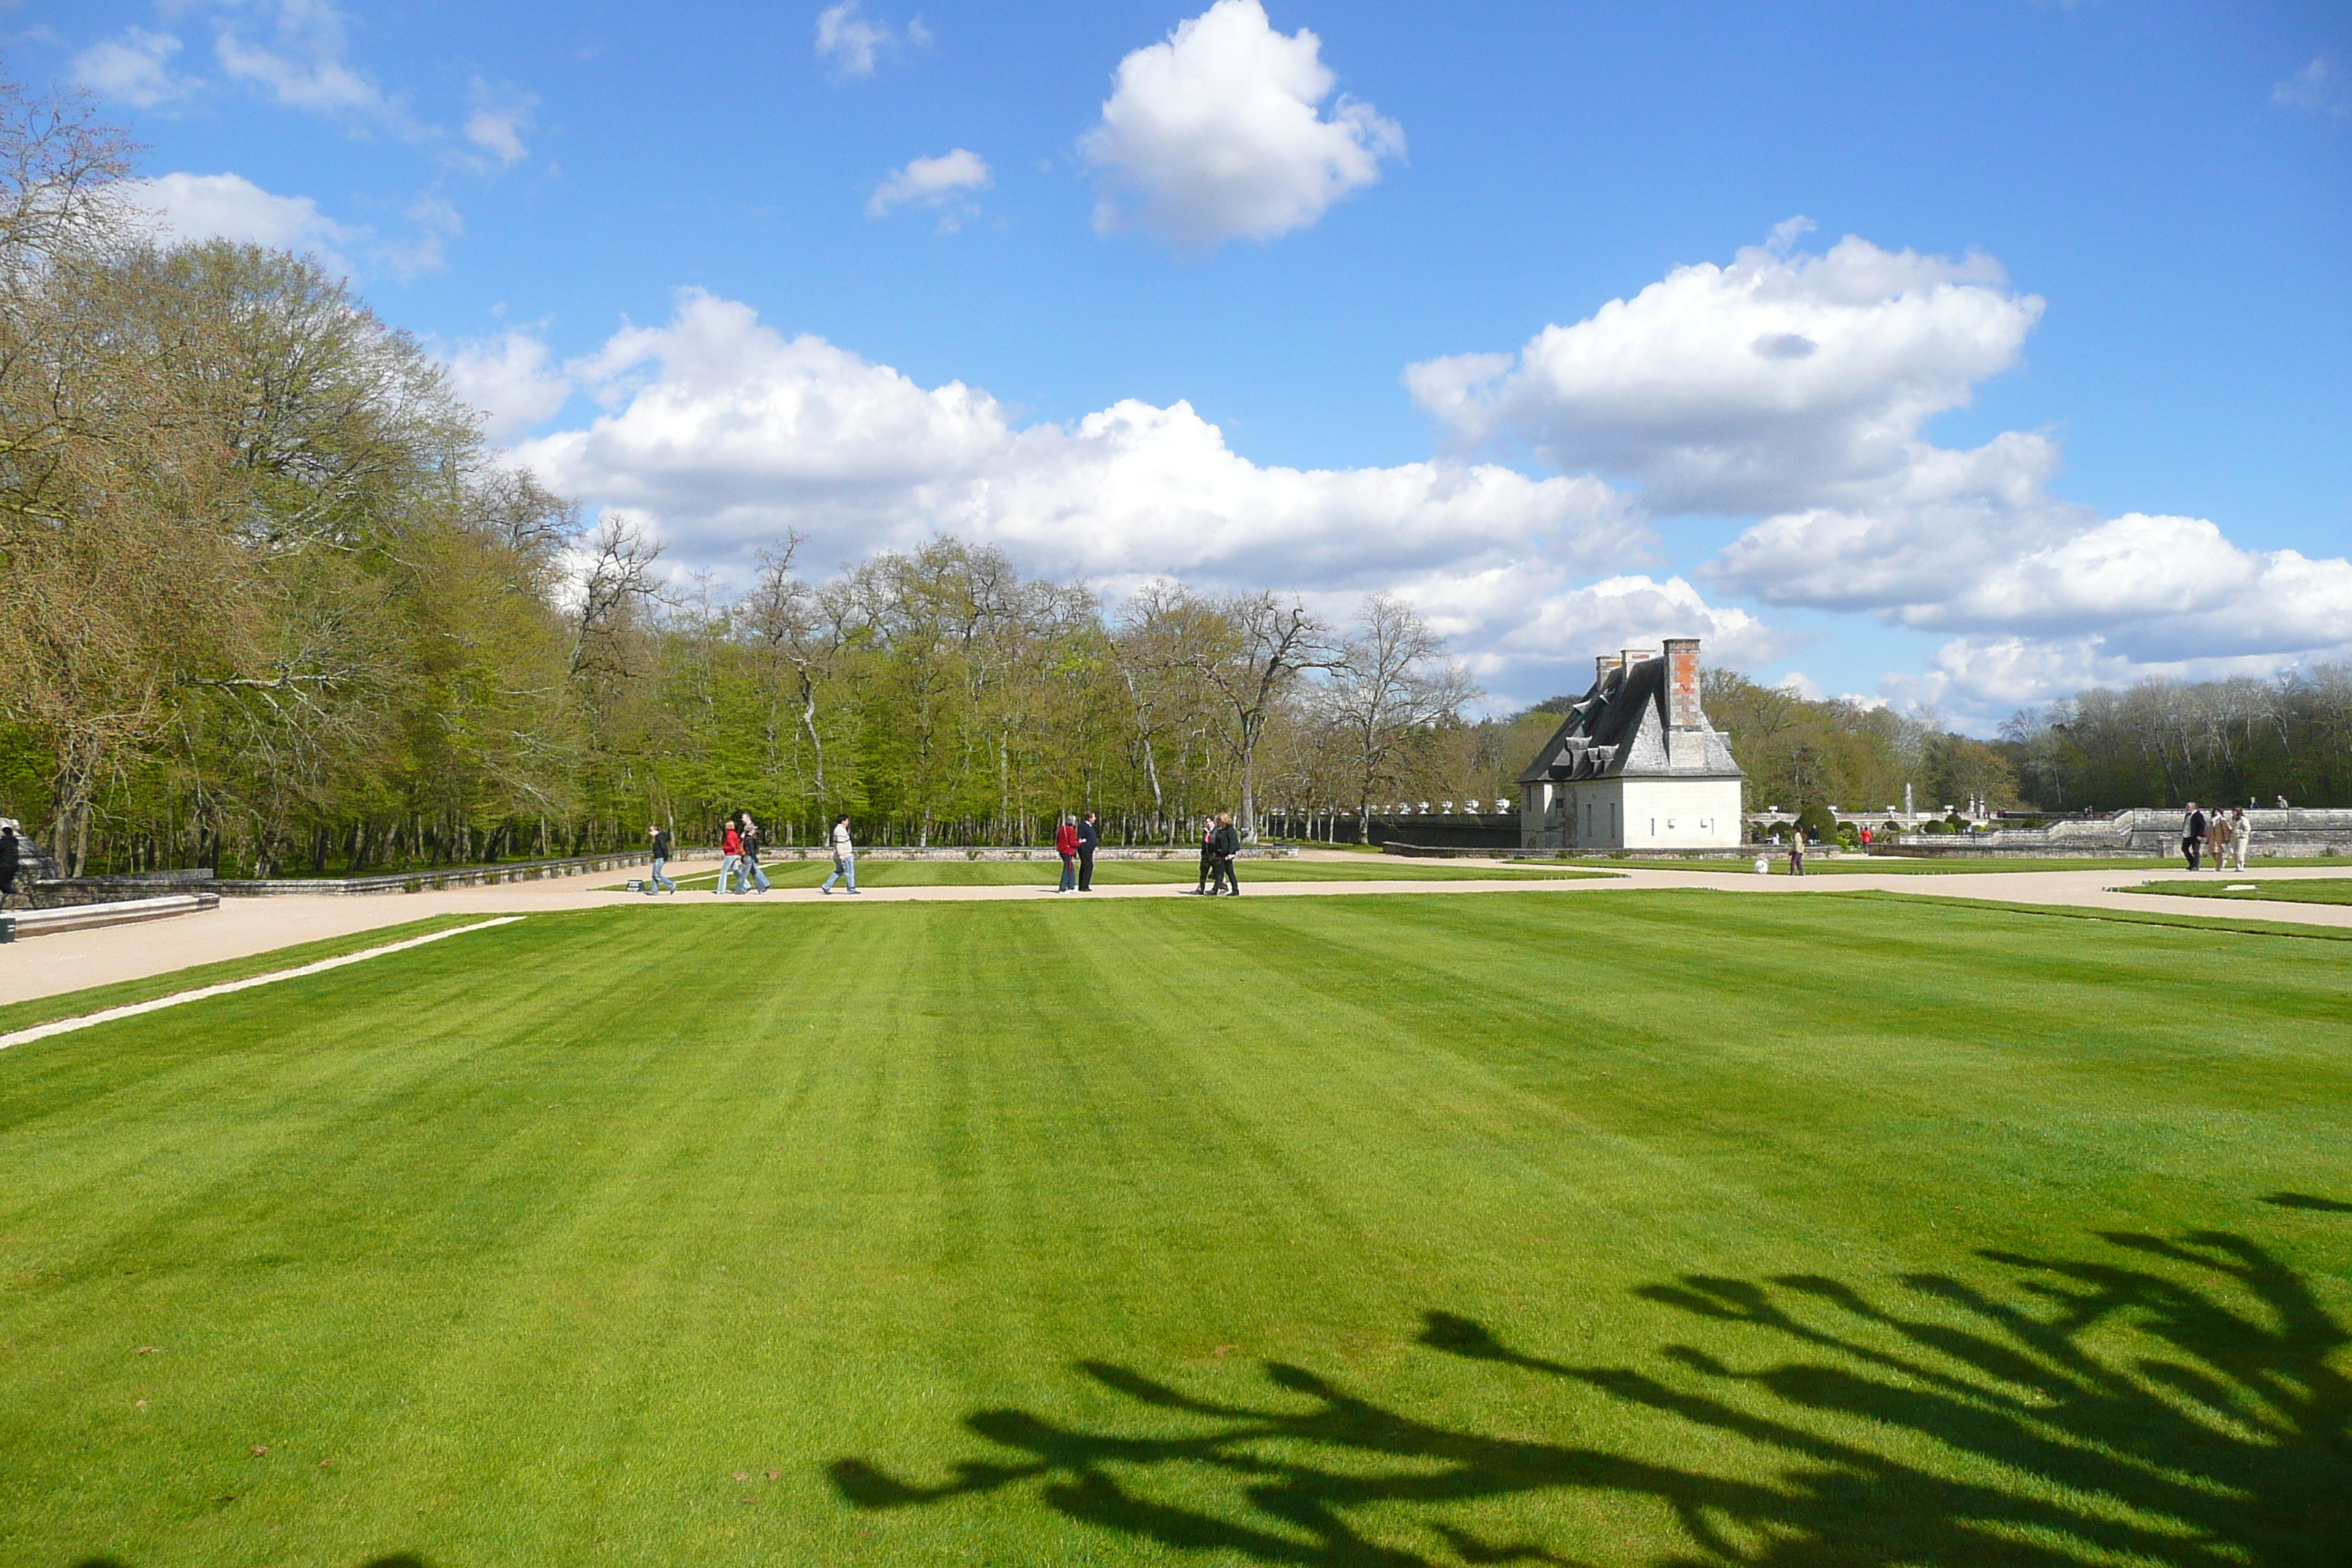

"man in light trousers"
[821, 814, 860, 894]
[2231, 807, 2253, 871]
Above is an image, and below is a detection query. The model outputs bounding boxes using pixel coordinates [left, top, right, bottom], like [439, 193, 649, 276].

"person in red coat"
[1055, 815, 1079, 892]
[718, 818, 744, 894]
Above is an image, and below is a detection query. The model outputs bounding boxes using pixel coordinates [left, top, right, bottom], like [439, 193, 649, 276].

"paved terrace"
[7, 853, 2348, 1008]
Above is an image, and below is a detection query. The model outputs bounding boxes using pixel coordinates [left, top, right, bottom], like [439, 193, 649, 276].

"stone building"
[1517, 638, 1745, 851]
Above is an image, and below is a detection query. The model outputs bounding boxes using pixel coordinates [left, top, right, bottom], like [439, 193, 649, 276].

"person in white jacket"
[821, 814, 860, 894]
[2231, 807, 2252, 870]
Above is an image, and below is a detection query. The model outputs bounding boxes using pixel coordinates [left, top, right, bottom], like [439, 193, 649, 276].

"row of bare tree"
[544, 522, 1490, 859]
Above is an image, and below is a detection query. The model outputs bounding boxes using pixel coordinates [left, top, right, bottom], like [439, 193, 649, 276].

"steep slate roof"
[1514, 654, 1743, 785]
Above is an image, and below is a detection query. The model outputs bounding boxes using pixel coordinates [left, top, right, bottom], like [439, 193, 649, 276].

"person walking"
[1787, 835, 1806, 876]
[0, 818, 20, 905]
[645, 823, 676, 894]
[1192, 815, 1218, 894]
[1077, 810, 1100, 892]
[1054, 815, 1080, 892]
[2206, 810, 2234, 875]
[2231, 806, 2253, 870]
[718, 817, 745, 894]
[1211, 812, 1242, 895]
[821, 814, 859, 894]
[2181, 803, 2206, 870]
[737, 813, 772, 894]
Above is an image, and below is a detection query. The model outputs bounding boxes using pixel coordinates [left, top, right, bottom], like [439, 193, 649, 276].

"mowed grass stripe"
[1, 892, 2345, 1565]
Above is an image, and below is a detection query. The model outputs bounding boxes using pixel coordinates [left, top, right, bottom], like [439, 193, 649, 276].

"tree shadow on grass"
[829, 1231, 2348, 1565]
[2264, 1191, 2352, 1214]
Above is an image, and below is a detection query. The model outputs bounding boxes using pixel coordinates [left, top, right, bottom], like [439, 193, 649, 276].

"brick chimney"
[1620, 649, 1656, 679]
[1594, 652, 1623, 688]
[1665, 638, 1702, 728]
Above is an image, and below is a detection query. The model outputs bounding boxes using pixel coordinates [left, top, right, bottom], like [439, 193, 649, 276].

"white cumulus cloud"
[1413, 223, 2352, 714]
[1381, 568, 1797, 699]
[121, 171, 459, 282]
[71, 27, 197, 108]
[445, 329, 573, 442]
[508, 290, 1678, 701]
[1408, 230, 2042, 516]
[121, 171, 364, 276]
[867, 148, 991, 221]
[1081, 0, 1403, 249]
[1700, 399, 2352, 701]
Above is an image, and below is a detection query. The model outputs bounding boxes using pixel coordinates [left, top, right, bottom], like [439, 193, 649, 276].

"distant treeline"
[1997, 674, 2352, 812]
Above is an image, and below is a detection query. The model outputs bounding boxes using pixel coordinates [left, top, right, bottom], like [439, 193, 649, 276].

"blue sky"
[21, 0, 2352, 723]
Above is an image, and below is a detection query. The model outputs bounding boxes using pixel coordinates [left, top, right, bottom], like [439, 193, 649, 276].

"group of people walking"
[715, 813, 773, 894]
[1053, 809, 1244, 894]
[1193, 813, 1243, 895]
[634, 810, 1262, 899]
[638, 811, 858, 895]
[2179, 804, 2253, 871]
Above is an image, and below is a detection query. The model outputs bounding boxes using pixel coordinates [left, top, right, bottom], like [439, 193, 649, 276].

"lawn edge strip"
[0, 917, 526, 1051]
[0, 911, 510, 1036]
[2114, 878, 2352, 905]
[1841, 889, 2352, 942]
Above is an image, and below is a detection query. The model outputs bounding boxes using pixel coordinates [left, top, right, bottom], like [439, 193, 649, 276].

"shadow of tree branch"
[830, 1230, 2349, 1565]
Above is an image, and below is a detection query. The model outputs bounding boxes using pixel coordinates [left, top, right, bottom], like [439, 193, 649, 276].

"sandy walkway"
[7, 856, 2347, 1007]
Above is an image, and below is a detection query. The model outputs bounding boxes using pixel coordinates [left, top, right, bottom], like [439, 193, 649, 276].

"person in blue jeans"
[644, 824, 676, 894]
[737, 813, 772, 894]
[821, 814, 860, 894]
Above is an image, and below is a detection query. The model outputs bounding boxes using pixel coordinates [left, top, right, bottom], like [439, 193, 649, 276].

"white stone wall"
[1520, 777, 1743, 849]
[1620, 778, 1744, 848]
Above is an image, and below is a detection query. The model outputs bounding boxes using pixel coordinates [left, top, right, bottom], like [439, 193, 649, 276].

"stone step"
[1, 893, 220, 942]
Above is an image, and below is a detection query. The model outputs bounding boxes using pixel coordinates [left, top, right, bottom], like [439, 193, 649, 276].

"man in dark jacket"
[645, 823, 676, 894]
[1193, 816, 1218, 894]
[1211, 813, 1242, 895]
[0, 819, 20, 902]
[2182, 804, 2207, 870]
[1077, 811, 1100, 892]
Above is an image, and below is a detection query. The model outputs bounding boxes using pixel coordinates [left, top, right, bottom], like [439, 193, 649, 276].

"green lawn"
[2127, 876, 2352, 905]
[4, 892, 2346, 1566]
[617, 857, 1613, 892]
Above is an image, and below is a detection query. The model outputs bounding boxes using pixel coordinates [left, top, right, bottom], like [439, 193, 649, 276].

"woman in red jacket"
[718, 818, 744, 894]
[1055, 815, 1079, 893]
